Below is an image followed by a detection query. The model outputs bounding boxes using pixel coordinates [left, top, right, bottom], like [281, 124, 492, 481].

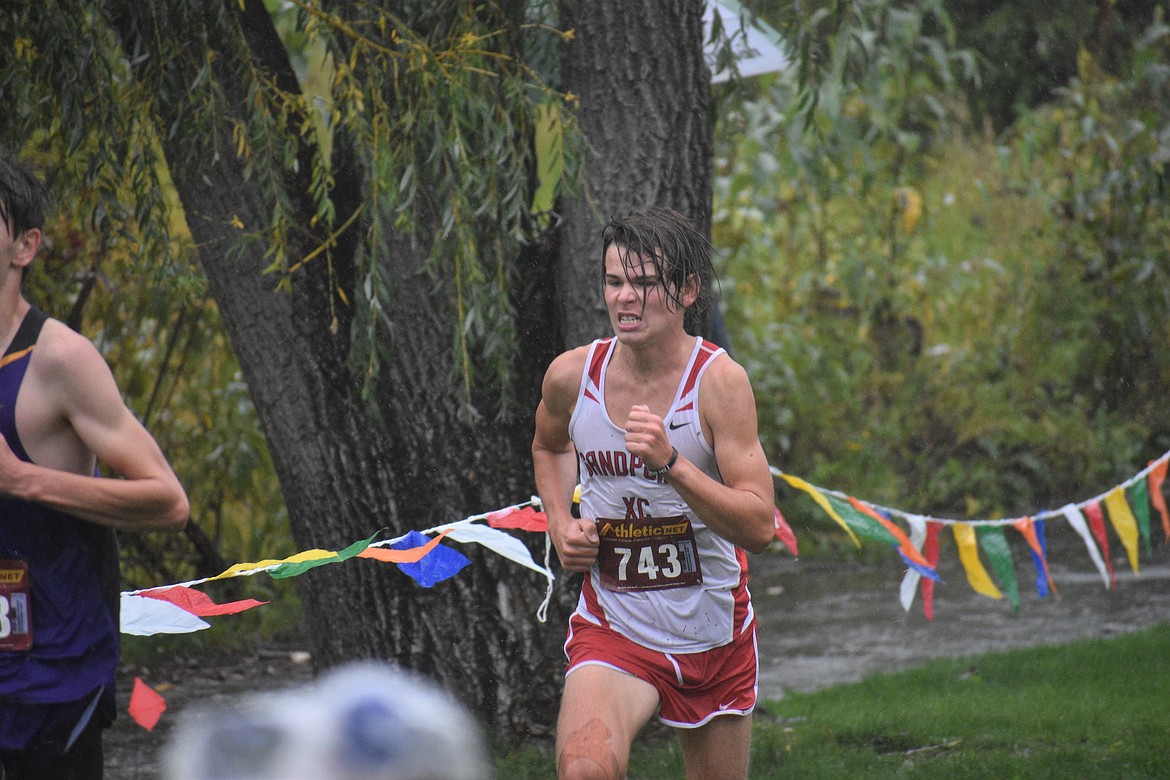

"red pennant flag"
[486, 505, 549, 532]
[1084, 501, 1117, 589]
[1149, 459, 1170, 544]
[920, 522, 943, 621]
[128, 677, 167, 731]
[773, 507, 799, 556]
[140, 586, 267, 617]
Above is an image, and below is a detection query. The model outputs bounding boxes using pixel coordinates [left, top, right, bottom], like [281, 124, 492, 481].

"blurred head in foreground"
[165, 661, 491, 780]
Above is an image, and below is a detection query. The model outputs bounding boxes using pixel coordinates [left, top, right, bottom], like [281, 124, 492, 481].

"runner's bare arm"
[0, 321, 188, 531]
[626, 356, 774, 553]
[532, 347, 599, 572]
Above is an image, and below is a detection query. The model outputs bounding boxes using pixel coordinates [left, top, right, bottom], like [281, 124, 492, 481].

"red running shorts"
[564, 613, 758, 728]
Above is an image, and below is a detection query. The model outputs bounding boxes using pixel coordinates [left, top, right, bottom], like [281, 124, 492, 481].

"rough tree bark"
[558, 0, 714, 346]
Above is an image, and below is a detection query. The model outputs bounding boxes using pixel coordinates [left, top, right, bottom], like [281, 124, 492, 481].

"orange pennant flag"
[1148, 459, 1170, 544]
[128, 677, 167, 731]
[357, 529, 452, 563]
[1012, 518, 1058, 596]
[848, 497, 931, 568]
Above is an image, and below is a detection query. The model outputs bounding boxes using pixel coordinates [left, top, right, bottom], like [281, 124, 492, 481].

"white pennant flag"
[899, 515, 929, 611]
[1059, 504, 1111, 589]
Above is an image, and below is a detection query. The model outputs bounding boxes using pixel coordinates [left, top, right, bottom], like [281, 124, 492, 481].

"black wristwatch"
[646, 447, 679, 478]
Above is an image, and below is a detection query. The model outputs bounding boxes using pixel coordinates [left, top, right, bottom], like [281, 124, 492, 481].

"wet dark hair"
[601, 207, 714, 317]
[0, 151, 48, 239]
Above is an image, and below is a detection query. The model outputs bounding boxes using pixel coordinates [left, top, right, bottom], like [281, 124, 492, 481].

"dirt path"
[105, 541, 1170, 778]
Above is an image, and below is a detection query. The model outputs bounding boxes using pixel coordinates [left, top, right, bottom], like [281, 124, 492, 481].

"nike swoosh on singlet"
[668, 420, 690, 430]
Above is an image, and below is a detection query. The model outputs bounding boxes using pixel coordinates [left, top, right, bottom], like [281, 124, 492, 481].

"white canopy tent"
[703, 0, 791, 83]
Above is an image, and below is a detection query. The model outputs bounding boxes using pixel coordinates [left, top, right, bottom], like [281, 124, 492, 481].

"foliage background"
[718, 1, 1170, 553]
[5, 0, 1169, 602]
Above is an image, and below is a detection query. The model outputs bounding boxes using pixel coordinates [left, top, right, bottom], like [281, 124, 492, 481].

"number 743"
[614, 544, 682, 581]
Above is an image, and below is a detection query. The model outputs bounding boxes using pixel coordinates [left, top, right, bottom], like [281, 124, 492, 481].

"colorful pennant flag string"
[770, 449, 1170, 535]
[770, 448, 1170, 616]
[121, 450, 1170, 642]
[124, 499, 551, 595]
[121, 499, 556, 637]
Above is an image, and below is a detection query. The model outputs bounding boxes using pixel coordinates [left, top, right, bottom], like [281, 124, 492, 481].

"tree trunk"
[557, 0, 715, 347]
[108, 0, 568, 741]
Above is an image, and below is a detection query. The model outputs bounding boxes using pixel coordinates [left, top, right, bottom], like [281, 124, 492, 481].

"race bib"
[0, 559, 31, 652]
[595, 516, 702, 592]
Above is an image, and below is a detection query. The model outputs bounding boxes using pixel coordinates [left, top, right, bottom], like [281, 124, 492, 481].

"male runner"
[0, 151, 189, 778]
[533, 207, 775, 779]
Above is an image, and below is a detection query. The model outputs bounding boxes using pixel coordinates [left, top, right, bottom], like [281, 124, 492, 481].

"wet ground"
[751, 540, 1170, 698]
[106, 539, 1169, 778]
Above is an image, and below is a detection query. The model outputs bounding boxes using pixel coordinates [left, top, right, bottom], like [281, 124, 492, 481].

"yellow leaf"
[894, 187, 923, 234]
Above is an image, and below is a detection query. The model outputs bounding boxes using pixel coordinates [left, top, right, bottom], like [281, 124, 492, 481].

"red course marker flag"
[128, 677, 167, 731]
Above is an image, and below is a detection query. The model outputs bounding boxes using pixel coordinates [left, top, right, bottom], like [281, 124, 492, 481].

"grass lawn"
[497, 622, 1170, 778]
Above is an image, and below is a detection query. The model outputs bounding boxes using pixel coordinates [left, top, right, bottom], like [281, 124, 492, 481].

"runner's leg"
[556, 664, 660, 780]
[676, 712, 753, 780]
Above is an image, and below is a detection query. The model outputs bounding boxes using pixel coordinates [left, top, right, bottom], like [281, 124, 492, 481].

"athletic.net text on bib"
[0, 559, 32, 652]
[595, 516, 703, 592]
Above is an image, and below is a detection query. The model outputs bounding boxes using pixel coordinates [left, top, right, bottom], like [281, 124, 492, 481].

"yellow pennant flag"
[1103, 487, 1141, 574]
[208, 549, 341, 581]
[953, 524, 1002, 599]
[780, 474, 861, 547]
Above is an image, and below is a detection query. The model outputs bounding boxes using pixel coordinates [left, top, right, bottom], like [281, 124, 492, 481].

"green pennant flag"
[269, 531, 381, 580]
[1128, 478, 1153, 555]
[825, 495, 899, 546]
[976, 526, 1019, 610]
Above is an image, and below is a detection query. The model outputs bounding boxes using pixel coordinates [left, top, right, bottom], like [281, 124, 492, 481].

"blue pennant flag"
[392, 530, 471, 588]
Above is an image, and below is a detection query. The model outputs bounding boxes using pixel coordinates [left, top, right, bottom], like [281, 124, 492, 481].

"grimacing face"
[603, 243, 696, 343]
